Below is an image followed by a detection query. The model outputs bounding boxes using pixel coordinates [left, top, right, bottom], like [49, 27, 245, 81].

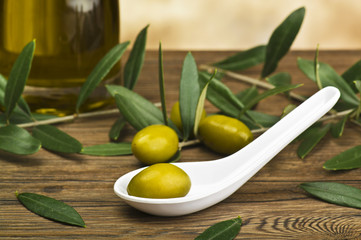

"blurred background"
[121, 0, 361, 50]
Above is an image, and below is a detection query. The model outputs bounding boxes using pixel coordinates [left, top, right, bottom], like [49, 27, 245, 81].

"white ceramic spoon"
[114, 86, 340, 216]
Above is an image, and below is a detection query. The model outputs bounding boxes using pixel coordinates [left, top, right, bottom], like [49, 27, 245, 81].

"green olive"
[198, 114, 253, 155]
[131, 125, 179, 165]
[127, 163, 191, 198]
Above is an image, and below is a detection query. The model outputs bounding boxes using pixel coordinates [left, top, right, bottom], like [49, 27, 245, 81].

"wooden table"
[2, 50, 361, 239]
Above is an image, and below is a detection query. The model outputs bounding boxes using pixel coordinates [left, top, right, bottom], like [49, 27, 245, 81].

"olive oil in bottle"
[0, 0, 120, 115]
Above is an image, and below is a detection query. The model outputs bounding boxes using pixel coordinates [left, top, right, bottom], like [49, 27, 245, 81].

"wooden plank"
[1, 50, 361, 239]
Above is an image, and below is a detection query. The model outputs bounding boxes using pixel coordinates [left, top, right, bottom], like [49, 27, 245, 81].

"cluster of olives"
[127, 102, 253, 199]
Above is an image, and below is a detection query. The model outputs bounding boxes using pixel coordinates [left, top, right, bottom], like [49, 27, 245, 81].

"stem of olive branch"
[16, 102, 164, 128]
[199, 64, 307, 102]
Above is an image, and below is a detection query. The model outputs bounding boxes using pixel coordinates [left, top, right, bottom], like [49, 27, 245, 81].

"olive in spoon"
[114, 87, 340, 216]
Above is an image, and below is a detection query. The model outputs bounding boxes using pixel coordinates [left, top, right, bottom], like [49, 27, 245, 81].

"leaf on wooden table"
[179, 52, 200, 141]
[193, 70, 216, 137]
[297, 124, 330, 159]
[195, 216, 242, 240]
[76, 41, 130, 112]
[241, 84, 302, 114]
[32, 125, 82, 153]
[300, 182, 361, 209]
[0, 124, 41, 155]
[5, 40, 35, 119]
[158, 41, 168, 125]
[109, 117, 126, 141]
[330, 116, 347, 138]
[261, 7, 305, 78]
[16, 192, 86, 227]
[199, 71, 244, 118]
[212, 45, 266, 71]
[0, 74, 33, 121]
[297, 58, 359, 110]
[323, 145, 361, 170]
[235, 86, 258, 106]
[81, 142, 132, 156]
[123, 25, 148, 90]
[266, 72, 292, 87]
[342, 59, 361, 93]
[107, 84, 165, 130]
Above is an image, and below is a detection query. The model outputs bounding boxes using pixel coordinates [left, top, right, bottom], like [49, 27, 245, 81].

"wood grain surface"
[2, 50, 361, 239]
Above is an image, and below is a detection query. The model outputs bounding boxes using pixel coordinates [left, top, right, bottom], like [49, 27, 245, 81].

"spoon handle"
[229, 86, 340, 181]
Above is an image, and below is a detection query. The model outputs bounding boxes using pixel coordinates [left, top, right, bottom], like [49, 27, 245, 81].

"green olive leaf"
[158, 41, 168, 125]
[0, 124, 41, 155]
[281, 104, 297, 118]
[297, 124, 331, 159]
[261, 7, 305, 78]
[323, 145, 361, 170]
[235, 86, 258, 106]
[266, 72, 292, 87]
[5, 40, 35, 120]
[300, 182, 361, 209]
[0, 74, 33, 121]
[241, 83, 303, 114]
[212, 45, 266, 71]
[32, 125, 82, 153]
[123, 25, 148, 90]
[179, 52, 200, 141]
[194, 70, 216, 137]
[16, 192, 85, 227]
[76, 41, 130, 112]
[246, 110, 280, 129]
[195, 216, 242, 240]
[314, 44, 322, 89]
[107, 85, 164, 130]
[342, 59, 361, 93]
[297, 57, 359, 110]
[114, 93, 163, 131]
[81, 142, 132, 156]
[109, 117, 126, 141]
[330, 116, 347, 138]
[199, 71, 244, 118]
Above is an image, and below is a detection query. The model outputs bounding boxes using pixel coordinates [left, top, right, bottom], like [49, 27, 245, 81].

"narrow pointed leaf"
[32, 125, 82, 153]
[16, 192, 85, 227]
[297, 58, 359, 109]
[297, 124, 330, 159]
[330, 116, 347, 138]
[342, 59, 361, 93]
[323, 145, 361, 170]
[266, 72, 292, 87]
[261, 7, 305, 78]
[194, 70, 215, 137]
[5, 40, 35, 119]
[109, 117, 126, 141]
[107, 85, 164, 130]
[124, 25, 148, 90]
[236, 86, 258, 106]
[76, 41, 130, 112]
[246, 110, 280, 128]
[195, 216, 242, 240]
[0, 124, 41, 154]
[81, 142, 132, 156]
[0, 74, 33, 121]
[199, 71, 244, 118]
[314, 44, 322, 89]
[179, 52, 200, 140]
[300, 182, 361, 209]
[158, 42, 168, 125]
[212, 45, 266, 71]
[242, 84, 302, 114]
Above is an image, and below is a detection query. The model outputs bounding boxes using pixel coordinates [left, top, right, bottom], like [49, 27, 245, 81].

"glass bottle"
[0, 0, 120, 116]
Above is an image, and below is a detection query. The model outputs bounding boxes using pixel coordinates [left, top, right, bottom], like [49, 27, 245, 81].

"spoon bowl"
[114, 87, 340, 216]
